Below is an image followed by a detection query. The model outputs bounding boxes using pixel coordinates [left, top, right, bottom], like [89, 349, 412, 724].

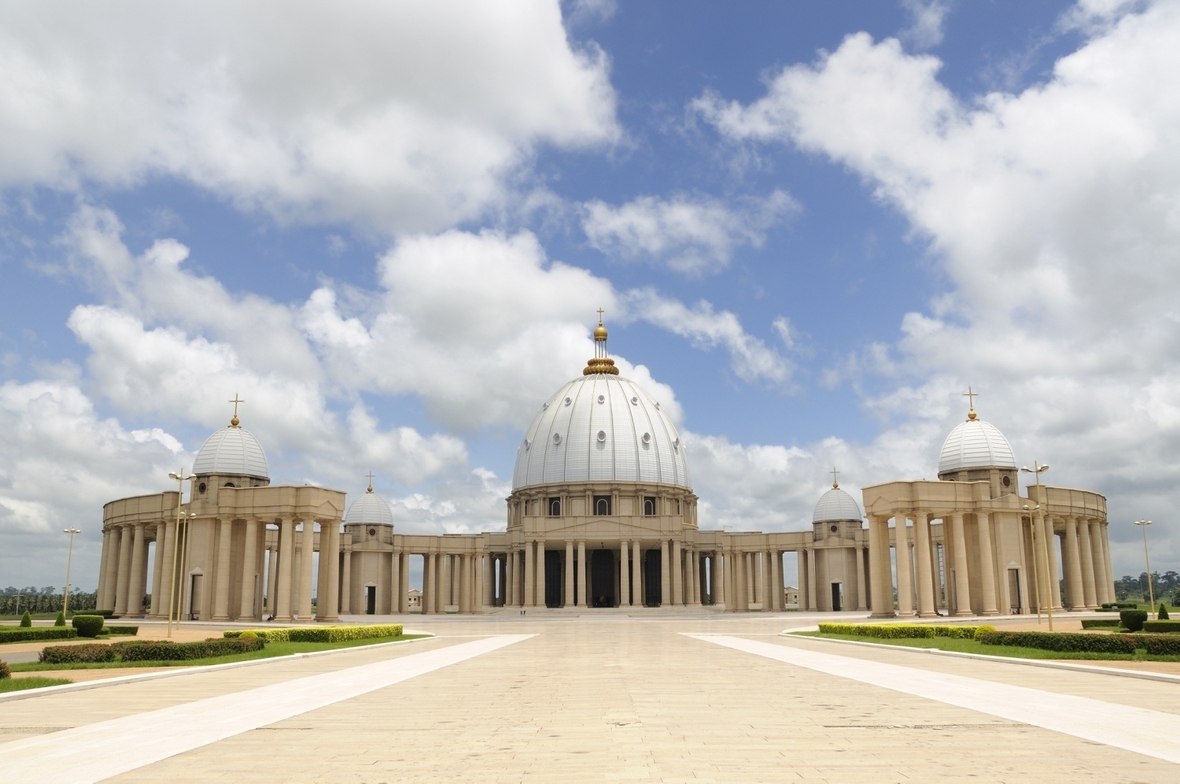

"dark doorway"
[590, 549, 616, 607]
[545, 550, 562, 608]
[1008, 568, 1021, 614]
[189, 574, 203, 620]
[366, 586, 376, 615]
[830, 582, 842, 612]
[644, 549, 661, 607]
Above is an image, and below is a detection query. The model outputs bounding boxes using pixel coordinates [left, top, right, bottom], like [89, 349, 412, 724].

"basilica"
[97, 320, 1114, 621]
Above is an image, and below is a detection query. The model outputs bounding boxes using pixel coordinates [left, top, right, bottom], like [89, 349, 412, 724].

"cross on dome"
[366, 471, 375, 493]
[228, 393, 245, 427]
[963, 386, 978, 421]
[830, 467, 840, 489]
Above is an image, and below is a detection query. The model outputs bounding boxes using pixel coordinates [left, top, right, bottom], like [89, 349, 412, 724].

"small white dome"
[938, 418, 1016, 474]
[513, 375, 690, 490]
[346, 490, 394, 527]
[813, 486, 863, 523]
[193, 426, 269, 479]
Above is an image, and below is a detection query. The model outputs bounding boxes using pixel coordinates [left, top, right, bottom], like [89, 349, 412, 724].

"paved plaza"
[4, 612, 1180, 782]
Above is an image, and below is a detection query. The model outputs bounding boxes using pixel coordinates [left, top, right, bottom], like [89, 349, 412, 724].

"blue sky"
[2, 0, 1179, 592]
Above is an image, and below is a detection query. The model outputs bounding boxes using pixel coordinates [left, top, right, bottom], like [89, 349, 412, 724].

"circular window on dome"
[542, 402, 549, 410]
[523, 439, 531, 451]
[552, 433, 562, 445]
[642, 432, 651, 444]
[368, 528, 376, 537]
[597, 394, 605, 404]
[673, 438, 680, 452]
[830, 524, 839, 533]
[597, 430, 606, 442]
[630, 396, 638, 405]
[654, 402, 661, 410]
[564, 397, 572, 406]
[1002, 475, 1011, 487]
[198, 482, 207, 494]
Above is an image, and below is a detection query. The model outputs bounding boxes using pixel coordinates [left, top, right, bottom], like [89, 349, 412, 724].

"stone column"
[715, 550, 726, 610]
[976, 512, 999, 615]
[1078, 518, 1098, 609]
[267, 543, 280, 618]
[894, 514, 913, 616]
[436, 552, 447, 614]
[693, 550, 703, 606]
[563, 541, 575, 608]
[869, 516, 893, 617]
[505, 550, 515, 607]
[484, 553, 494, 610]
[388, 549, 401, 617]
[913, 511, 935, 617]
[276, 519, 294, 621]
[796, 549, 807, 611]
[298, 522, 315, 619]
[399, 554, 410, 613]
[856, 547, 868, 611]
[620, 540, 630, 607]
[321, 522, 340, 621]
[806, 547, 817, 611]
[1099, 522, 1115, 605]
[536, 541, 546, 609]
[671, 540, 683, 606]
[1044, 517, 1063, 611]
[240, 518, 259, 620]
[340, 547, 351, 615]
[950, 513, 972, 616]
[125, 523, 148, 618]
[96, 530, 112, 612]
[631, 541, 642, 608]
[458, 553, 470, 614]
[577, 541, 587, 608]
[114, 525, 133, 615]
[212, 518, 233, 621]
[149, 526, 165, 616]
[658, 540, 669, 607]
[1064, 517, 1083, 610]
[523, 543, 535, 608]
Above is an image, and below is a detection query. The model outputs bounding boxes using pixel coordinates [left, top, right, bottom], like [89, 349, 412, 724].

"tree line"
[1113, 571, 1180, 605]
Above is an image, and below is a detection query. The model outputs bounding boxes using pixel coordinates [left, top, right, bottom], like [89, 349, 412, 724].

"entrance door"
[830, 582, 843, 612]
[590, 549, 616, 607]
[189, 575, 203, 620]
[644, 549, 661, 607]
[545, 550, 563, 608]
[366, 586, 376, 615]
[1008, 568, 1021, 614]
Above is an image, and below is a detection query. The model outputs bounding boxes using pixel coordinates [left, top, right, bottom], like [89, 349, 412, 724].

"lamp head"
[169, 472, 182, 480]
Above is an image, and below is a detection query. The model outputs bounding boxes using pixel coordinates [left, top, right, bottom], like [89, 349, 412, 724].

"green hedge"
[39, 637, 265, 664]
[978, 630, 1138, 654]
[224, 623, 404, 643]
[72, 615, 105, 638]
[1121, 610, 1149, 632]
[0, 627, 78, 643]
[105, 625, 139, 636]
[817, 623, 984, 640]
[1137, 635, 1180, 655]
[1080, 619, 1121, 629]
[1142, 620, 1180, 634]
[1102, 602, 1139, 610]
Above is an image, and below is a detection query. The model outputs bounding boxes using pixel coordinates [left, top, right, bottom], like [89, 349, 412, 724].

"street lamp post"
[62, 527, 81, 618]
[1022, 462, 1052, 631]
[1135, 519, 1155, 614]
[166, 471, 192, 639]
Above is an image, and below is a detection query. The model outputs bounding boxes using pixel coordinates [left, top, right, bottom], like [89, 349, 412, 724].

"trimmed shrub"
[40, 643, 118, 664]
[972, 624, 997, 642]
[1121, 609, 1149, 633]
[1081, 619, 1121, 629]
[1159, 604, 1170, 621]
[0, 627, 77, 642]
[816, 623, 982, 640]
[978, 630, 1138, 654]
[1138, 634, 1180, 656]
[71, 615, 105, 638]
[1142, 620, 1180, 634]
[54, 611, 66, 627]
[19, 610, 32, 627]
[239, 631, 258, 639]
[1101, 602, 1138, 610]
[104, 625, 139, 636]
[225, 623, 404, 643]
[112, 637, 264, 661]
[0, 659, 10, 679]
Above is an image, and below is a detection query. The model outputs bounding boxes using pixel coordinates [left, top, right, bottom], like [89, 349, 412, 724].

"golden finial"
[963, 387, 978, 421]
[228, 393, 244, 427]
[830, 467, 840, 489]
[365, 471, 375, 493]
[584, 310, 619, 375]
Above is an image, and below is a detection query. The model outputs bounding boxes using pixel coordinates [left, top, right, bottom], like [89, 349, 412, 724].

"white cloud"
[564, 0, 618, 26]
[580, 190, 796, 275]
[0, 2, 618, 233]
[900, 0, 951, 50]
[693, 0, 1180, 576]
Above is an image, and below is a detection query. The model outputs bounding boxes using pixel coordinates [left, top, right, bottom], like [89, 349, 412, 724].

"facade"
[95, 323, 1113, 620]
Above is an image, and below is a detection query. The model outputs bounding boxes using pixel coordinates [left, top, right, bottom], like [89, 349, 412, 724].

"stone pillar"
[505, 550, 515, 607]
[340, 547, 351, 615]
[746, 553, 756, 608]
[893, 514, 913, 616]
[715, 550, 726, 610]
[869, 516, 893, 617]
[523, 543, 535, 608]
[1044, 519, 1062, 611]
[321, 522, 339, 621]
[631, 541, 642, 608]
[114, 525, 133, 615]
[797, 549, 807, 612]
[1078, 520, 1098, 609]
[577, 541, 587, 608]
[913, 512, 935, 617]
[96, 530, 112, 612]
[976, 512, 999, 615]
[1064, 517, 1083, 610]
[563, 541, 575, 608]
[399, 554, 410, 613]
[620, 540, 630, 607]
[388, 549, 401, 617]
[671, 540, 683, 606]
[212, 518, 233, 621]
[484, 553, 494, 609]
[268, 544, 281, 618]
[1098, 522, 1115, 605]
[806, 547, 817, 611]
[125, 523, 148, 618]
[298, 522, 315, 619]
[538, 542, 548, 608]
[458, 553, 470, 614]
[693, 550, 703, 606]
[660, 540, 670, 606]
[240, 518, 259, 620]
[856, 547, 868, 611]
[276, 519, 294, 621]
[149, 526, 165, 616]
[950, 513, 972, 616]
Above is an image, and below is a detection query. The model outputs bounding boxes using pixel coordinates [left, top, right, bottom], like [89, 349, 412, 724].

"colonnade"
[1058, 516, 1115, 610]
[97, 522, 157, 617]
[795, 545, 869, 612]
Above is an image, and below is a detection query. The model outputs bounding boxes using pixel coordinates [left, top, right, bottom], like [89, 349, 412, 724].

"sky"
[2, 0, 1179, 593]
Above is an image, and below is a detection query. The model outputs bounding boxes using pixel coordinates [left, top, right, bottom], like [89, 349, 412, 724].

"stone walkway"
[2, 613, 1178, 782]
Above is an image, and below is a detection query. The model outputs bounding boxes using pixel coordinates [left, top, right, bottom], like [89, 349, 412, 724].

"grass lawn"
[9, 633, 431, 672]
[795, 631, 1180, 662]
[0, 676, 74, 693]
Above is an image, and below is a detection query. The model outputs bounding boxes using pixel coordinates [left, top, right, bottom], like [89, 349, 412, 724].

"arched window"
[643, 497, 656, 516]
[593, 495, 611, 516]
[548, 497, 561, 516]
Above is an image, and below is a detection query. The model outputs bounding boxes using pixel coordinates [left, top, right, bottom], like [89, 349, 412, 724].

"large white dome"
[812, 486, 863, 523]
[346, 490, 394, 527]
[193, 425, 269, 479]
[938, 417, 1016, 474]
[512, 374, 691, 490]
